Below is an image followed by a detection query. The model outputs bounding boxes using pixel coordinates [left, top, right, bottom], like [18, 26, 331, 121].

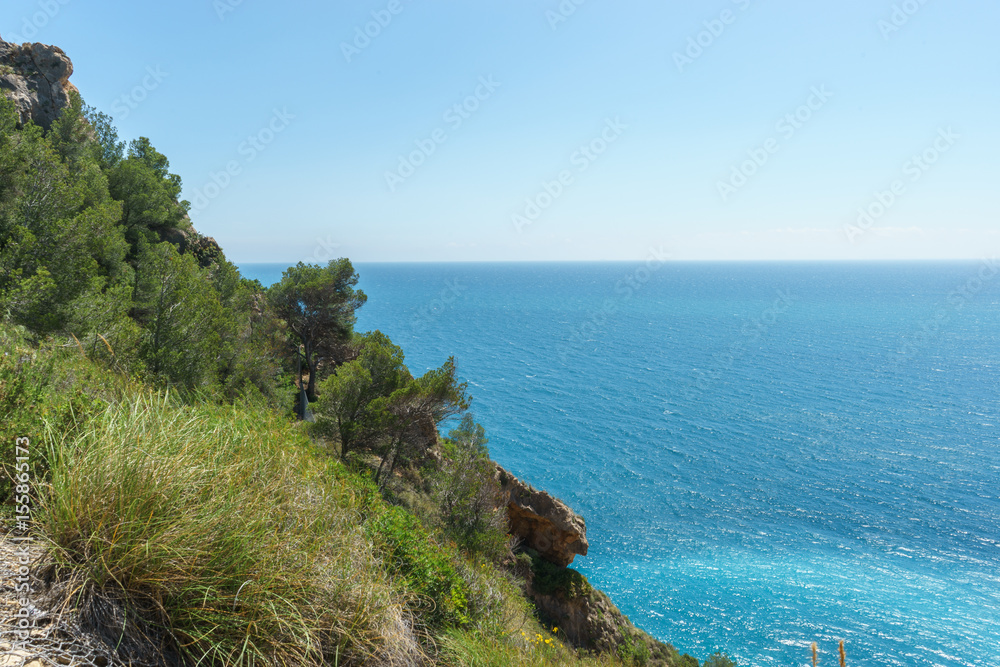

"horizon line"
[234, 257, 994, 266]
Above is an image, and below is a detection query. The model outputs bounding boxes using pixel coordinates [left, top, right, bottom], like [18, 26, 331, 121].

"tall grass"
[39, 393, 416, 666]
[438, 628, 629, 667]
[1, 325, 132, 501]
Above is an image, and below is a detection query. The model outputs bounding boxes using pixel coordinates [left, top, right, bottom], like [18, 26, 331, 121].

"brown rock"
[518, 555, 688, 664]
[0, 36, 78, 130]
[531, 583, 624, 653]
[497, 465, 588, 566]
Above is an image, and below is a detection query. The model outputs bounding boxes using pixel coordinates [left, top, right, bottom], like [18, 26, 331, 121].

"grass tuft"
[39, 394, 414, 666]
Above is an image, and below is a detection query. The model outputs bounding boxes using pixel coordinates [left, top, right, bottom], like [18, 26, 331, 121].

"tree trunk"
[304, 343, 318, 402]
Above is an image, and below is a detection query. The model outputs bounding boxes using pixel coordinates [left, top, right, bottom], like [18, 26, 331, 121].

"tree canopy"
[267, 258, 368, 403]
[314, 330, 470, 482]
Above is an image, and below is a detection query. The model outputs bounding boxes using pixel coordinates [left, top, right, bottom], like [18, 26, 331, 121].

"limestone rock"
[0, 36, 78, 130]
[497, 466, 588, 566]
[160, 224, 223, 268]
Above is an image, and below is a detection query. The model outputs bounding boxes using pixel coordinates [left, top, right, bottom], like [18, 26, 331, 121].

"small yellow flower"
[552, 627, 558, 633]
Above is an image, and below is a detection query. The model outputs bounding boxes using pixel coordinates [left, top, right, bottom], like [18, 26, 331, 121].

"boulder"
[0, 36, 77, 130]
[497, 465, 588, 566]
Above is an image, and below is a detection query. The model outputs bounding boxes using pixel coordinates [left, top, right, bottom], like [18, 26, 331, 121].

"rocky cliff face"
[498, 468, 697, 665]
[498, 465, 589, 566]
[0, 36, 77, 130]
[520, 550, 696, 666]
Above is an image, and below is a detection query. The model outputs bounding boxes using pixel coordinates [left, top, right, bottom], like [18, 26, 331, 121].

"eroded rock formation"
[497, 465, 588, 566]
[0, 35, 77, 130]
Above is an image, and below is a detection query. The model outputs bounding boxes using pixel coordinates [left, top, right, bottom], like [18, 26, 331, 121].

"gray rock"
[0, 35, 77, 130]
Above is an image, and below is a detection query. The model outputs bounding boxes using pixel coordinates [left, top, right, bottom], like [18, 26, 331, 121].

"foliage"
[434, 414, 509, 560]
[0, 95, 288, 402]
[105, 136, 188, 255]
[209, 257, 287, 402]
[0, 94, 129, 336]
[267, 259, 367, 401]
[703, 651, 737, 667]
[313, 329, 471, 495]
[312, 330, 409, 456]
[0, 323, 131, 502]
[528, 549, 594, 599]
[131, 240, 224, 390]
[616, 632, 651, 666]
[367, 501, 474, 629]
[372, 355, 470, 485]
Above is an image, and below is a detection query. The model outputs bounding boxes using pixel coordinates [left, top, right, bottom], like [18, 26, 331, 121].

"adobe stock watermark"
[214, 0, 245, 21]
[110, 66, 168, 120]
[878, 0, 933, 41]
[411, 279, 468, 332]
[512, 117, 627, 233]
[341, 0, 412, 63]
[189, 108, 295, 212]
[10, 436, 37, 648]
[384, 75, 501, 192]
[546, 0, 587, 31]
[9, 0, 71, 43]
[844, 127, 958, 244]
[894, 257, 999, 363]
[717, 85, 833, 203]
[684, 289, 798, 396]
[673, 0, 754, 73]
[557, 246, 670, 360]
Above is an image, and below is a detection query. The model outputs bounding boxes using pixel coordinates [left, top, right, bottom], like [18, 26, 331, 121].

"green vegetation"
[528, 549, 594, 599]
[0, 89, 730, 665]
[268, 259, 367, 401]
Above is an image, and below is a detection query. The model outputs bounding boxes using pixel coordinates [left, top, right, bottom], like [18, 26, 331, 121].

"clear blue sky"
[4, 0, 998, 262]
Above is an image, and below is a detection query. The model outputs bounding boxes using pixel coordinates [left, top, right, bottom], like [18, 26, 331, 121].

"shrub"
[366, 502, 474, 629]
[704, 651, 737, 667]
[433, 414, 509, 561]
[617, 632, 650, 666]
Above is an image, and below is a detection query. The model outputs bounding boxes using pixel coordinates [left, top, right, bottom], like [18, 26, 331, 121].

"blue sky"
[4, 0, 998, 262]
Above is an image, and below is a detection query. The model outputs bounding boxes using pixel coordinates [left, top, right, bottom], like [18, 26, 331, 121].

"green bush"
[703, 650, 737, 667]
[366, 501, 474, 629]
[616, 632, 650, 666]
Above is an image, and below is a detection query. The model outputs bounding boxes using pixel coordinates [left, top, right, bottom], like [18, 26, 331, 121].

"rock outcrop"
[0, 35, 77, 130]
[532, 581, 638, 654]
[521, 551, 697, 666]
[497, 466, 588, 566]
[160, 224, 223, 268]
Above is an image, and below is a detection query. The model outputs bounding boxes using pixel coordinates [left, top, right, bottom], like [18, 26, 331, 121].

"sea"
[239, 261, 1000, 667]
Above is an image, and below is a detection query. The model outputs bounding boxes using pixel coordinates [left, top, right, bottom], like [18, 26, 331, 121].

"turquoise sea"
[240, 261, 1000, 667]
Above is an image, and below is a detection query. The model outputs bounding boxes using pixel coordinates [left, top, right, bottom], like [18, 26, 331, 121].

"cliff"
[0, 35, 77, 130]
